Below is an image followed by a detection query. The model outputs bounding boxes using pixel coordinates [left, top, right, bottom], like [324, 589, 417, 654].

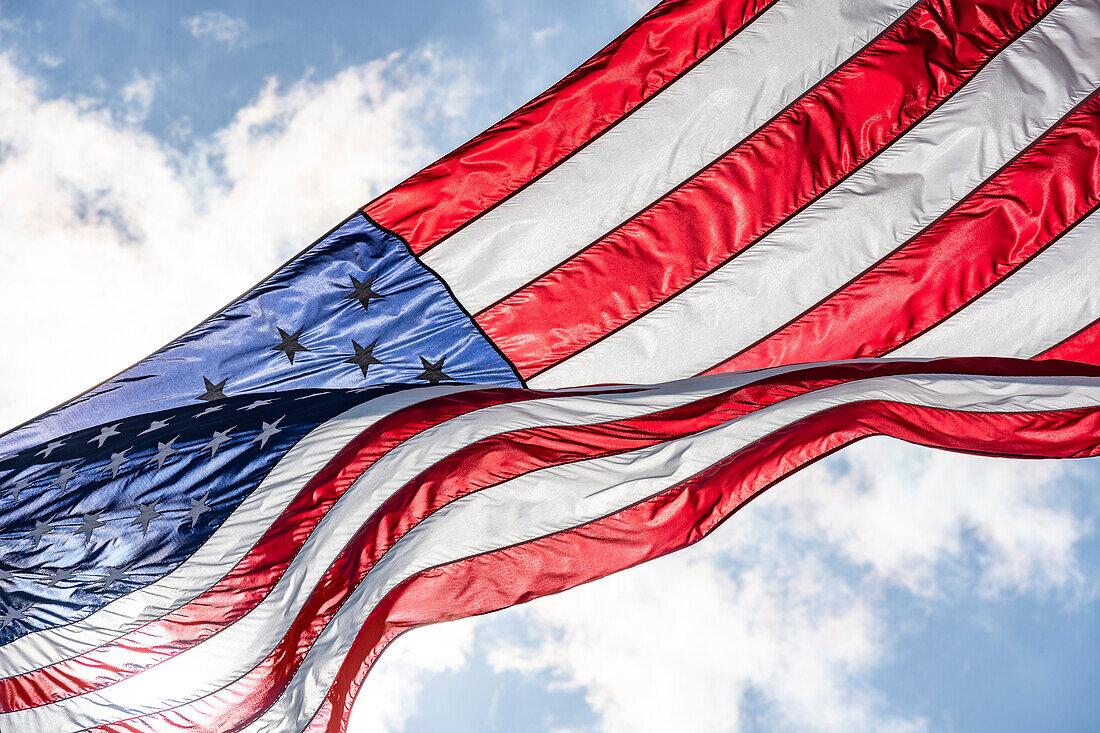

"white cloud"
[0, 7, 23, 44]
[349, 617, 478, 733]
[0, 48, 476, 434]
[182, 10, 251, 49]
[87, 0, 126, 23]
[615, 0, 657, 18]
[531, 24, 564, 46]
[119, 72, 157, 124]
[487, 555, 909, 733]
[776, 440, 1088, 597]
[36, 52, 62, 69]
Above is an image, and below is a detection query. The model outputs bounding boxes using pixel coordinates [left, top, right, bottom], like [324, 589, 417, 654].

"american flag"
[1, 0, 1098, 730]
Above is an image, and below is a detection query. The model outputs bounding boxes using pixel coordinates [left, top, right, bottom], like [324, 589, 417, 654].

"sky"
[0, 1, 1098, 731]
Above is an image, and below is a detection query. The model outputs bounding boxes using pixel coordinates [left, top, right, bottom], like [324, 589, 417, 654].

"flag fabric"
[0, 1, 1098, 731]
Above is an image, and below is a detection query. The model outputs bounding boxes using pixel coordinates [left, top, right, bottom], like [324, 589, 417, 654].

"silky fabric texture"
[476, 0, 1060, 378]
[3, 358, 1090, 732]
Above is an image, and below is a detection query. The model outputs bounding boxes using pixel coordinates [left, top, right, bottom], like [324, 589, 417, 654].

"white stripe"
[531, 0, 1100, 388]
[6, 378, 765, 730]
[892, 209, 1100, 359]
[420, 0, 917, 315]
[247, 369, 1100, 731]
[0, 386, 475, 678]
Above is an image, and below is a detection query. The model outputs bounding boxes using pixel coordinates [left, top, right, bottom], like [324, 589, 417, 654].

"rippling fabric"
[5, 359, 1100, 733]
[476, 0, 1060, 378]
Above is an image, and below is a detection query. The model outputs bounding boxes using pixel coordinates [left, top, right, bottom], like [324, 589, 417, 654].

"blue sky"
[0, 1, 1097, 731]
[1, 1, 629, 149]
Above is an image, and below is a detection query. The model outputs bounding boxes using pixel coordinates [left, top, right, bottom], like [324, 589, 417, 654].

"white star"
[196, 405, 223, 418]
[132, 501, 162, 535]
[30, 520, 51, 544]
[78, 512, 105, 543]
[56, 466, 78, 491]
[100, 566, 128, 586]
[205, 428, 234, 458]
[185, 493, 211, 529]
[252, 417, 285, 448]
[152, 437, 179, 470]
[88, 423, 121, 448]
[0, 603, 26, 628]
[139, 418, 172, 435]
[240, 399, 275, 411]
[9, 479, 31, 501]
[47, 566, 76, 586]
[107, 450, 130, 479]
[36, 440, 64, 458]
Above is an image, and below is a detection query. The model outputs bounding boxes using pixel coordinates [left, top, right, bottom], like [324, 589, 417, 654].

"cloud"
[615, 0, 657, 18]
[182, 10, 251, 49]
[776, 440, 1088, 597]
[349, 617, 478, 733]
[119, 72, 157, 124]
[487, 556, 907, 733]
[35, 52, 63, 69]
[0, 9, 22, 41]
[531, 24, 563, 46]
[86, 0, 126, 23]
[0, 47, 476, 434]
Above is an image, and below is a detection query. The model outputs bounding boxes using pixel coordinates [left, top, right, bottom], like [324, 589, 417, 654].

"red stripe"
[706, 93, 1100, 374]
[0, 388, 570, 710]
[1038, 318, 1100, 365]
[475, 0, 1059, 379]
[18, 360, 1030, 705]
[307, 395, 1100, 732]
[89, 359, 1100, 730]
[363, 0, 774, 254]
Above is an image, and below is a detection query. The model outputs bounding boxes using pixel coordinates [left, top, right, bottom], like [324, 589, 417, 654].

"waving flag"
[0, 1, 1098, 731]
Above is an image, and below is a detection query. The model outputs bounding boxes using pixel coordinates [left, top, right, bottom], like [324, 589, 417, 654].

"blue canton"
[0, 387, 405, 644]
